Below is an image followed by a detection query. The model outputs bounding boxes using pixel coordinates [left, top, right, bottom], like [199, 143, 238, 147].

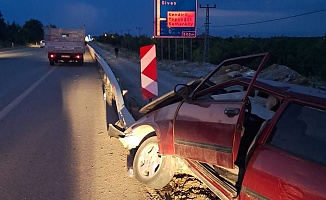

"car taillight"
[50, 54, 55, 58]
[75, 54, 81, 59]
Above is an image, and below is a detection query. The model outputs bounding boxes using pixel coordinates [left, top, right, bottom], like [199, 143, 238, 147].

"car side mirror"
[174, 84, 190, 99]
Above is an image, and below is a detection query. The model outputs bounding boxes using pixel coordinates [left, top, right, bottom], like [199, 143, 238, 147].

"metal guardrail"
[87, 44, 135, 128]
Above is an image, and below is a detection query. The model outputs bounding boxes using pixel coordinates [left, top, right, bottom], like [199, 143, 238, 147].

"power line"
[211, 8, 326, 28]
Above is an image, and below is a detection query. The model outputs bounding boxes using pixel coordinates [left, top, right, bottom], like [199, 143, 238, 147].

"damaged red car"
[108, 52, 326, 200]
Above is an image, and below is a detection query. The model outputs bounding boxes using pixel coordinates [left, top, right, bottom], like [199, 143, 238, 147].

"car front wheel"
[133, 136, 175, 189]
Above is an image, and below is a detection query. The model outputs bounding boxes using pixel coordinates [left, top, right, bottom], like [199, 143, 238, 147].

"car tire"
[133, 136, 175, 189]
[49, 60, 54, 66]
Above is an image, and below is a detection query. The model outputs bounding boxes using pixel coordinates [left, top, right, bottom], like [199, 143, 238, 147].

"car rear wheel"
[133, 136, 175, 189]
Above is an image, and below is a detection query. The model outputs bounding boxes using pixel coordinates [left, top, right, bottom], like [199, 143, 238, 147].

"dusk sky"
[1, 0, 326, 38]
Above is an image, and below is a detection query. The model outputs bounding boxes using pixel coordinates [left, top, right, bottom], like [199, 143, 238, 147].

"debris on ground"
[145, 174, 218, 200]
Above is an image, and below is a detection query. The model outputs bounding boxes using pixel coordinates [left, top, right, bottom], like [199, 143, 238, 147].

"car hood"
[139, 78, 204, 114]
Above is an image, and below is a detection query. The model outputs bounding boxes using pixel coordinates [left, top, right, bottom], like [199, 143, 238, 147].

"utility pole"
[136, 27, 143, 37]
[126, 29, 131, 51]
[200, 4, 216, 63]
[161, 39, 164, 61]
[168, 39, 171, 60]
[175, 39, 178, 61]
[182, 38, 185, 61]
[126, 29, 131, 35]
[190, 38, 193, 62]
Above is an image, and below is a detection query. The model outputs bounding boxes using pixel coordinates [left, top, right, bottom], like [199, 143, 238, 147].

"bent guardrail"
[87, 43, 135, 129]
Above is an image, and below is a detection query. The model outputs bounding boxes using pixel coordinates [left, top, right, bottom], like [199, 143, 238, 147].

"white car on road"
[40, 40, 45, 48]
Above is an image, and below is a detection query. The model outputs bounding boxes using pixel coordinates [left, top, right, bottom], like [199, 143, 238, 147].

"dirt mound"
[259, 64, 310, 85]
[157, 59, 325, 90]
[158, 60, 215, 78]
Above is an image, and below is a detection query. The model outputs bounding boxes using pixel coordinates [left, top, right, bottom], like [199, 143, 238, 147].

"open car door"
[173, 53, 270, 169]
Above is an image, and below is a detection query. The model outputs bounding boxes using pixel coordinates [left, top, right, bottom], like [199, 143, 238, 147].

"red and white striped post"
[140, 44, 158, 101]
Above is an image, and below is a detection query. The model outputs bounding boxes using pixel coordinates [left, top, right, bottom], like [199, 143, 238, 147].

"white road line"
[0, 67, 56, 121]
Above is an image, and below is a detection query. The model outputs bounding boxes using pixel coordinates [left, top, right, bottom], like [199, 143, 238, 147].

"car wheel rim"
[137, 142, 162, 179]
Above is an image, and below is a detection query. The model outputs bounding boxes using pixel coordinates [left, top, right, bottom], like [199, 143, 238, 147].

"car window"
[267, 103, 326, 166]
[193, 53, 270, 103]
[209, 64, 254, 85]
[196, 83, 279, 121]
[196, 84, 246, 102]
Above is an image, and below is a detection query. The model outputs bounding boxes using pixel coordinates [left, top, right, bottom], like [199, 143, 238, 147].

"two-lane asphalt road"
[0, 47, 150, 199]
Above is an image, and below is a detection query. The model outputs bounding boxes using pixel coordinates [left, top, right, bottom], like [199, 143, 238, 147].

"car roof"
[236, 77, 326, 106]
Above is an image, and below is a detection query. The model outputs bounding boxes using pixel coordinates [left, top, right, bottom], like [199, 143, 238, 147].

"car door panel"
[174, 101, 244, 168]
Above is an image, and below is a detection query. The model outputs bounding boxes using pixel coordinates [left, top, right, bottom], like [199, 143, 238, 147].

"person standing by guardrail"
[114, 46, 119, 58]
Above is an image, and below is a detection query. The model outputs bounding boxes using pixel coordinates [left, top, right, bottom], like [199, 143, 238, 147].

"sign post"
[140, 45, 158, 101]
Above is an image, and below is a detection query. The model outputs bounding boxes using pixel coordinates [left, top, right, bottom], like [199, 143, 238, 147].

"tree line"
[96, 33, 326, 80]
[0, 11, 44, 47]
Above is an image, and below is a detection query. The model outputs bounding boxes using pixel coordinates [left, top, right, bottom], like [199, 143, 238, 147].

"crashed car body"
[108, 53, 326, 200]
